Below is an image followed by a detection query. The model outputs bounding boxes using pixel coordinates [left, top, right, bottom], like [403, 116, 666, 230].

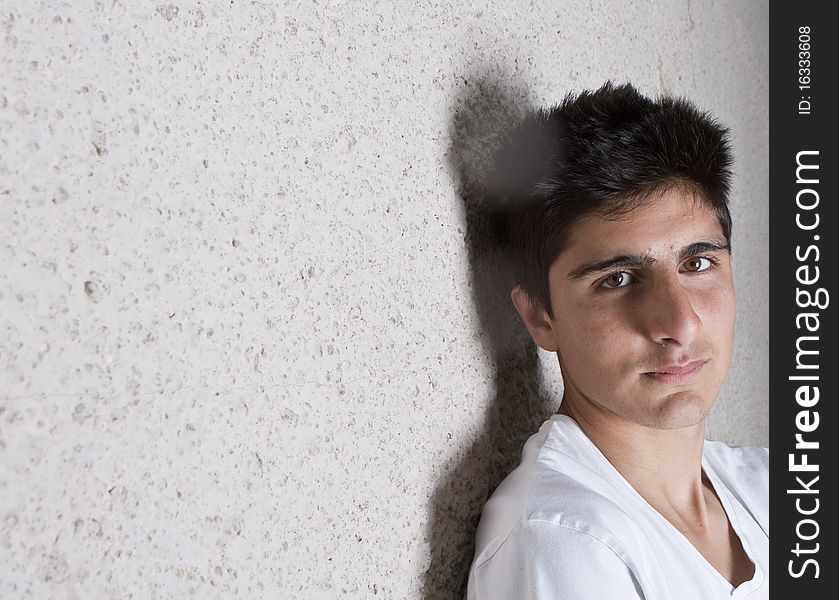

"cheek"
[554, 304, 630, 366]
[692, 285, 736, 376]
[699, 285, 737, 335]
[686, 269, 733, 312]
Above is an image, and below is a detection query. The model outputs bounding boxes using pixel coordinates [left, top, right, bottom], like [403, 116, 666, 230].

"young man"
[466, 83, 768, 599]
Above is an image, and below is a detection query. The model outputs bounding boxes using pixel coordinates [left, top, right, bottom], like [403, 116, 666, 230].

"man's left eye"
[683, 257, 713, 272]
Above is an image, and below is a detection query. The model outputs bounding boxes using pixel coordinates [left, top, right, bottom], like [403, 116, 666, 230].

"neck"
[558, 397, 711, 521]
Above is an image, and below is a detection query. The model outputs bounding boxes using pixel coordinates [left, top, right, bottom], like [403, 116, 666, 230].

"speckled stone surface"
[1, 1, 767, 598]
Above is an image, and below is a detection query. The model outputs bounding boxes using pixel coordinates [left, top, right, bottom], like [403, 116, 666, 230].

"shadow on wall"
[421, 77, 557, 600]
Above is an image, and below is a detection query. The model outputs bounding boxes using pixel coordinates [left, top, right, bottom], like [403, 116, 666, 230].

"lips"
[643, 359, 708, 385]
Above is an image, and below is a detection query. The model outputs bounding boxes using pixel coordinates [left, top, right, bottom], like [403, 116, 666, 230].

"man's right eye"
[599, 271, 635, 289]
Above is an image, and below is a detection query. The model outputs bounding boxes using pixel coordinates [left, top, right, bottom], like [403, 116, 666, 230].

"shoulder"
[473, 416, 645, 561]
[703, 440, 769, 531]
[474, 519, 634, 568]
[703, 440, 768, 488]
[470, 418, 651, 597]
[467, 520, 644, 600]
[704, 438, 768, 463]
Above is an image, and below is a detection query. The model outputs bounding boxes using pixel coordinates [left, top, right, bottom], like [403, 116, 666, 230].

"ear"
[510, 284, 558, 352]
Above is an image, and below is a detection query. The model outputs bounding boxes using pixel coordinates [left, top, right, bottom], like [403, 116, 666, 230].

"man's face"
[545, 187, 735, 430]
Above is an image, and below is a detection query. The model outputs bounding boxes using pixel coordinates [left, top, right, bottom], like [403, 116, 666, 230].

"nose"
[638, 276, 702, 347]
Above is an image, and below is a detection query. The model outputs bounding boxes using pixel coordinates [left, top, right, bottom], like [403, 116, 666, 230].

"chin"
[638, 391, 713, 430]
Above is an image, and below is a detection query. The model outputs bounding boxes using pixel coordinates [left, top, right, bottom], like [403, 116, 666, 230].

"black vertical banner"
[770, 3, 838, 597]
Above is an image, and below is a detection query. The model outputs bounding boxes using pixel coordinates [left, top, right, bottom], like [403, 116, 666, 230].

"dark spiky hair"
[490, 81, 734, 320]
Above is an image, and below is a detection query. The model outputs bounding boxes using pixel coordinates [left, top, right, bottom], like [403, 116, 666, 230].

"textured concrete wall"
[1, 1, 767, 598]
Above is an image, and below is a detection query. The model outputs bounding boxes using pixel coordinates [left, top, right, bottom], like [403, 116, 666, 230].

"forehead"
[556, 189, 724, 269]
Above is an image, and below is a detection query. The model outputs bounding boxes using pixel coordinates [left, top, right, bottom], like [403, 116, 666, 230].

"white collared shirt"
[467, 414, 769, 599]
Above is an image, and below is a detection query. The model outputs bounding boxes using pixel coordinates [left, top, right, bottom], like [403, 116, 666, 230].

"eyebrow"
[566, 240, 730, 281]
